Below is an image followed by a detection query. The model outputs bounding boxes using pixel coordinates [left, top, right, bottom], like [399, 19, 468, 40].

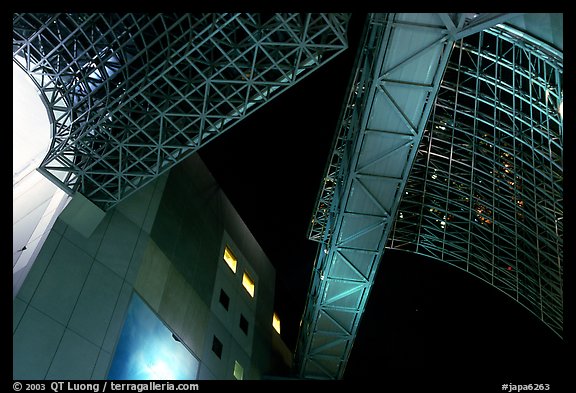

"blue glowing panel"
[108, 293, 199, 380]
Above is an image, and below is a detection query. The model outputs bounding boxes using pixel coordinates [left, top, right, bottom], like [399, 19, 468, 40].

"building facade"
[13, 154, 292, 379]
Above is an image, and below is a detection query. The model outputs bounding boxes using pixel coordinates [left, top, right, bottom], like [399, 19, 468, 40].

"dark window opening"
[239, 314, 249, 335]
[219, 289, 230, 311]
[212, 336, 223, 359]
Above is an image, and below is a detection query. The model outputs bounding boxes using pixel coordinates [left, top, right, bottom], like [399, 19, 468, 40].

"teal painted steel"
[297, 13, 562, 380]
[13, 13, 350, 210]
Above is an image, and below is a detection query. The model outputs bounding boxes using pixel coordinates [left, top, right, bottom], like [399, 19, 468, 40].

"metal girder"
[297, 13, 531, 380]
[298, 13, 464, 380]
[438, 13, 523, 40]
[13, 13, 350, 210]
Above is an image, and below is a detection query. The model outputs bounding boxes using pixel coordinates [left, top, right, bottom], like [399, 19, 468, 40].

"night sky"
[198, 12, 570, 387]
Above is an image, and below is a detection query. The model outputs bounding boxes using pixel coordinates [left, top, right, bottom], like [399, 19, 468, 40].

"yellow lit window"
[223, 246, 237, 273]
[233, 361, 244, 380]
[242, 272, 255, 297]
[272, 312, 281, 334]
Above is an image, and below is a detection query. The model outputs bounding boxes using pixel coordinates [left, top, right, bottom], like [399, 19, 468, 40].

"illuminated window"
[233, 361, 244, 380]
[242, 272, 255, 297]
[219, 289, 230, 311]
[223, 246, 237, 273]
[239, 314, 249, 335]
[272, 312, 281, 334]
[212, 336, 223, 359]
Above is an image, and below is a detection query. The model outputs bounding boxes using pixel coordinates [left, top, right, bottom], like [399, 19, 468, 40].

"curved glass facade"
[388, 24, 563, 337]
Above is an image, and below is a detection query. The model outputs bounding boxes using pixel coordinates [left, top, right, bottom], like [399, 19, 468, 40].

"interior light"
[272, 312, 281, 334]
[558, 99, 563, 120]
[233, 361, 244, 380]
[242, 272, 255, 297]
[223, 245, 237, 273]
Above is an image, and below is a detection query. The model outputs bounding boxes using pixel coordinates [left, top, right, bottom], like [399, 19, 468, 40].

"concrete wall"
[13, 169, 71, 299]
[145, 154, 285, 379]
[13, 174, 167, 380]
[13, 153, 292, 380]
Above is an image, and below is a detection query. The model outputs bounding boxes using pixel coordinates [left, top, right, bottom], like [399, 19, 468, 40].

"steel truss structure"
[13, 12, 563, 381]
[296, 13, 562, 380]
[389, 24, 563, 335]
[13, 13, 350, 210]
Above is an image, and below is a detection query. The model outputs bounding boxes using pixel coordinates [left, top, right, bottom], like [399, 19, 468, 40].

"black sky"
[198, 12, 570, 387]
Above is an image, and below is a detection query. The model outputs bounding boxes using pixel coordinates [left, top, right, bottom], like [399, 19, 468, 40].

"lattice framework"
[388, 24, 563, 335]
[13, 13, 350, 209]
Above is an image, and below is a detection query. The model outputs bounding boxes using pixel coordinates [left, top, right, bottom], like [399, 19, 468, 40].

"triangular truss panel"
[13, 13, 350, 210]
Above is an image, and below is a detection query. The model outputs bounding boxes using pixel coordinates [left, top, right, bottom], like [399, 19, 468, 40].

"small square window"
[219, 289, 230, 311]
[239, 314, 249, 335]
[233, 360, 244, 380]
[242, 272, 255, 297]
[212, 336, 223, 359]
[272, 312, 281, 334]
[223, 246, 237, 273]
